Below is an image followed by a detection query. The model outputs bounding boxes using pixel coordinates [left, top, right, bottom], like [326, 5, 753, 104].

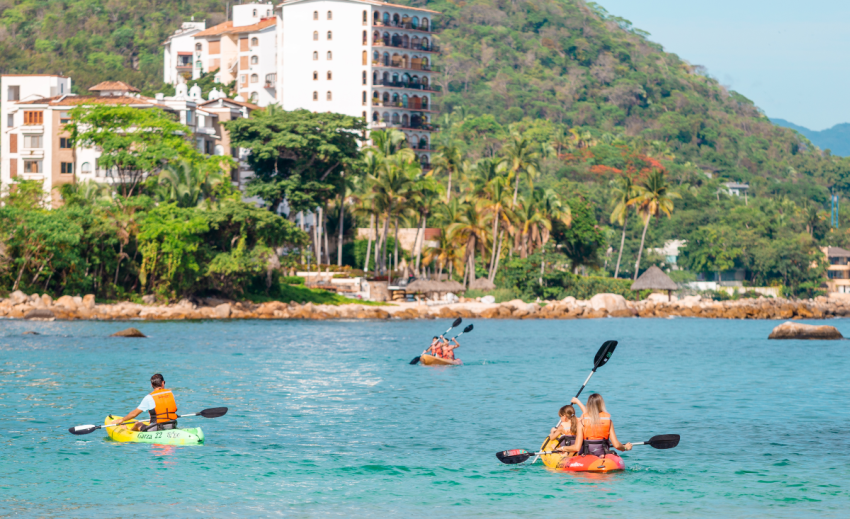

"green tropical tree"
[609, 175, 637, 278]
[631, 170, 681, 280]
[502, 133, 540, 205]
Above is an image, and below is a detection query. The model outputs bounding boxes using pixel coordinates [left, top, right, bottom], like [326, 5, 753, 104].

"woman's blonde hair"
[559, 404, 578, 435]
[586, 393, 608, 426]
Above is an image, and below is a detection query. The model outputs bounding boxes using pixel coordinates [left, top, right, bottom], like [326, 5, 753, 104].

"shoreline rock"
[768, 321, 844, 340]
[3, 292, 850, 323]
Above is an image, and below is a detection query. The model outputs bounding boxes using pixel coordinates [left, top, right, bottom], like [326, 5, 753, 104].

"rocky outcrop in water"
[768, 321, 843, 340]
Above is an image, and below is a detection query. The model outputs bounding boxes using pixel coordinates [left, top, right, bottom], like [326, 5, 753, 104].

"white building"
[188, 3, 278, 106]
[276, 0, 439, 167]
[162, 20, 207, 85]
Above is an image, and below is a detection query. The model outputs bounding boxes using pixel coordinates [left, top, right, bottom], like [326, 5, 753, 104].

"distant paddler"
[109, 373, 178, 432]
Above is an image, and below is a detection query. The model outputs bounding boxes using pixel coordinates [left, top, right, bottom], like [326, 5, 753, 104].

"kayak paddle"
[495, 434, 680, 465]
[68, 407, 229, 435]
[451, 324, 473, 340]
[410, 317, 462, 364]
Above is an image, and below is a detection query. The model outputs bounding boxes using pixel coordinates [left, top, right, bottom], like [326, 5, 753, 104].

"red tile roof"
[89, 81, 140, 92]
[194, 17, 276, 38]
[15, 95, 170, 109]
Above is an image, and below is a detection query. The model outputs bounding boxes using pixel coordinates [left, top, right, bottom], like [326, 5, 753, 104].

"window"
[24, 135, 42, 148]
[313, 71, 318, 80]
[363, 10, 367, 24]
[250, 92, 259, 103]
[327, 31, 332, 40]
[313, 10, 318, 20]
[326, 91, 332, 101]
[363, 30, 367, 45]
[251, 37, 259, 46]
[195, 43, 202, 51]
[362, 50, 367, 65]
[60, 137, 72, 149]
[240, 74, 247, 84]
[251, 56, 258, 65]
[313, 91, 318, 101]
[6, 114, 12, 128]
[186, 110, 193, 124]
[313, 51, 318, 60]
[362, 71, 367, 85]
[60, 112, 70, 124]
[23, 160, 41, 173]
[327, 10, 332, 20]
[363, 111, 367, 119]
[81, 162, 92, 175]
[196, 60, 202, 69]
[362, 91, 367, 104]
[23, 111, 43, 125]
[252, 9, 257, 16]
[205, 140, 213, 155]
[326, 51, 332, 60]
[251, 74, 259, 83]
[7, 85, 20, 101]
[61, 162, 74, 174]
[313, 31, 318, 41]
[327, 71, 332, 80]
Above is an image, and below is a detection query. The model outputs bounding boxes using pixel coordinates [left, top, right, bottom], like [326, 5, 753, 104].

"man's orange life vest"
[149, 387, 178, 423]
[582, 412, 612, 440]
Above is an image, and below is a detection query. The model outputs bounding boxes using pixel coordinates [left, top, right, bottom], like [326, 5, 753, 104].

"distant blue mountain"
[771, 118, 850, 157]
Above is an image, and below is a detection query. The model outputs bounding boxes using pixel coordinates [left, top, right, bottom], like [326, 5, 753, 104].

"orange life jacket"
[582, 412, 612, 440]
[149, 387, 178, 424]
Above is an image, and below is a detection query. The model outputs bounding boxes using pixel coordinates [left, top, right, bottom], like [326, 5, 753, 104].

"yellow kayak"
[420, 354, 462, 366]
[104, 414, 204, 445]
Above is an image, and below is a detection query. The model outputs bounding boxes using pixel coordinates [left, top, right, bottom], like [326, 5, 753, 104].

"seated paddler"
[110, 373, 178, 432]
[572, 395, 631, 457]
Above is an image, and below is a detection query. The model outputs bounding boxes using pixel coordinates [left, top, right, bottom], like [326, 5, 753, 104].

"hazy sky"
[597, 0, 850, 130]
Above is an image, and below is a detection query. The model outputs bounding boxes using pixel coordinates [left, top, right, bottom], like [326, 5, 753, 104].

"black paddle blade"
[496, 449, 532, 465]
[452, 317, 463, 328]
[68, 424, 98, 435]
[409, 356, 421, 365]
[593, 340, 618, 369]
[463, 324, 473, 333]
[647, 434, 680, 449]
[199, 407, 228, 418]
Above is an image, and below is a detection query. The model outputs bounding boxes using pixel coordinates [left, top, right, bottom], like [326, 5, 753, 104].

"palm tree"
[609, 175, 637, 278]
[480, 178, 513, 281]
[630, 170, 681, 280]
[447, 200, 491, 289]
[502, 133, 540, 205]
[408, 173, 444, 275]
[513, 195, 551, 259]
[432, 142, 463, 203]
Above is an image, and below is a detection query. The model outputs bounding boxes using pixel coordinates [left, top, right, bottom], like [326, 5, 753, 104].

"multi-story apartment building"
[276, 0, 439, 167]
[0, 75, 259, 205]
[162, 20, 207, 85]
[188, 3, 277, 106]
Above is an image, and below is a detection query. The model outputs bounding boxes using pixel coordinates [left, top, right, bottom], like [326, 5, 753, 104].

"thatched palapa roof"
[470, 278, 496, 291]
[406, 279, 440, 293]
[631, 266, 678, 291]
[442, 281, 464, 293]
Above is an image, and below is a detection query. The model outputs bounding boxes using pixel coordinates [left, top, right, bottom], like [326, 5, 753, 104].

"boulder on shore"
[110, 327, 147, 338]
[768, 321, 843, 340]
[24, 308, 55, 321]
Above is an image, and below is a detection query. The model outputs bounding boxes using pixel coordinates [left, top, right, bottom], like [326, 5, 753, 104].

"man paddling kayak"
[441, 335, 460, 361]
[110, 373, 178, 432]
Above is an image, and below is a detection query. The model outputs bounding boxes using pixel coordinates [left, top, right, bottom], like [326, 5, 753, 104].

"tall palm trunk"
[364, 213, 374, 273]
[488, 210, 500, 279]
[446, 169, 453, 203]
[374, 216, 382, 276]
[614, 220, 627, 279]
[299, 211, 305, 264]
[337, 199, 345, 267]
[466, 236, 476, 289]
[415, 214, 426, 275]
[393, 216, 399, 276]
[489, 230, 504, 283]
[323, 206, 330, 265]
[512, 169, 520, 205]
[381, 211, 391, 275]
[633, 214, 652, 281]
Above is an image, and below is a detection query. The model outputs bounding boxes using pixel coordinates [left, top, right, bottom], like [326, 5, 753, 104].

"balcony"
[372, 100, 436, 113]
[21, 125, 44, 134]
[265, 73, 277, 89]
[372, 39, 439, 53]
[373, 79, 440, 93]
[373, 20, 433, 33]
[372, 60, 439, 73]
[371, 120, 436, 132]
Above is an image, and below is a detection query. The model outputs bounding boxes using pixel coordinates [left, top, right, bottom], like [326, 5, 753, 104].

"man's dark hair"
[150, 374, 165, 387]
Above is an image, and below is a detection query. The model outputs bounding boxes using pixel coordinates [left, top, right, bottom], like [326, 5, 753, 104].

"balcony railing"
[373, 79, 440, 92]
[373, 20, 434, 32]
[373, 40, 440, 53]
[372, 100, 435, 112]
[264, 73, 277, 89]
[372, 60, 438, 73]
[372, 120, 436, 132]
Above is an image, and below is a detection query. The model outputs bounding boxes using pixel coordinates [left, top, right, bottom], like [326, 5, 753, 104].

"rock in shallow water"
[768, 321, 843, 340]
[110, 327, 146, 338]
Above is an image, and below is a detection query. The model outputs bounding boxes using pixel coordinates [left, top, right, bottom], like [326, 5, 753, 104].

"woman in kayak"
[426, 336, 444, 358]
[548, 404, 583, 455]
[572, 394, 631, 456]
[441, 336, 460, 361]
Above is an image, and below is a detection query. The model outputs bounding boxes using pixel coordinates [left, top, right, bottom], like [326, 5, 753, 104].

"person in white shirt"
[110, 374, 179, 431]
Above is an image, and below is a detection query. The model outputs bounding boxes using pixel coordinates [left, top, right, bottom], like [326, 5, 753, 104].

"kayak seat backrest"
[581, 439, 610, 457]
[557, 435, 576, 449]
[141, 421, 178, 432]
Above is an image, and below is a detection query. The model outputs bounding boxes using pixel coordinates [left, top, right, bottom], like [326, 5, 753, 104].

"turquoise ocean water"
[2, 317, 849, 517]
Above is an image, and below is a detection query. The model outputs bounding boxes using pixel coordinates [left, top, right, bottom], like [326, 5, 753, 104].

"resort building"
[0, 75, 258, 205]
[184, 3, 277, 106]
[276, 0, 440, 167]
[822, 246, 850, 294]
[162, 20, 208, 85]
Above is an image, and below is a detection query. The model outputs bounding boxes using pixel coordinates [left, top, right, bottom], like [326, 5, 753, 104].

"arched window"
[382, 71, 389, 83]
[362, 50, 368, 65]
[374, 12, 380, 25]
[313, 91, 318, 101]
[251, 56, 258, 65]
[422, 76, 429, 87]
[327, 10, 332, 20]
[363, 30, 367, 45]
[363, 10, 367, 24]
[313, 51, 318, 60]
[327, 71, 332, 80]
[313, 71, 318, 80]
[392, 113, 400, 124]
[250, 74, 258, 83]
[373, 111, 379, 122]
[392, 92, 399, 104]
[313, 31, 318, 41]
[422, 18, 430, 31]
[326, 91, 332, 101]
[373, 90, 379, 99]
[252, 9, 257, 16]
[327, 31, 332, 40]
[362, 71, 367, 85]
[422, 96, 429, 109]
[327, 51, 332, 60]
[412, 16, 419, 29]
[251, 37, 258, 46]
[313, 10, 318, 20]
[382, 32, 389, 45]
[195, 43, 202, 51]
[382, 92, 389, 103]
[196, 60, 202, 69]
[419, 137, 428, 149]
[250, 92, 259, 103]
[422, 37, 429, 50]
[362, 111, 367, 119]
[402, 114, 409, 126]
[383, 52, 389, 66]
[402, 34, 409, 47]
[383, 13, 389, 25]
[402, 94, 408, 107]
[382, 112, 389, 122]
[420, 154, 430, 166]
[81, 162, 92, 175]
[393, 13, 400, 24]
[362, 91, 367, 104]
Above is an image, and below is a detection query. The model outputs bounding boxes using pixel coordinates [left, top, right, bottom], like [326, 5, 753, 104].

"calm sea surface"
[2, 317, 849, 517]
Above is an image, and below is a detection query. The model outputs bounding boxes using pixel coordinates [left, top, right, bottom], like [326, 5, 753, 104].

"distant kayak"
[539, 437, 625, 473]
[419, 354, 462, 366]
[104, 414, 204, 445]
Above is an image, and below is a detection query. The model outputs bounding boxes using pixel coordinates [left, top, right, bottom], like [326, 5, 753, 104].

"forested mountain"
[771, 119, 850, 157]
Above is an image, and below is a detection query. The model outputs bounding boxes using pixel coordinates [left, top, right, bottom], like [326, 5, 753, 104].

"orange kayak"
[419, 354, 462, 366]
[539, 436, 625, 473]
